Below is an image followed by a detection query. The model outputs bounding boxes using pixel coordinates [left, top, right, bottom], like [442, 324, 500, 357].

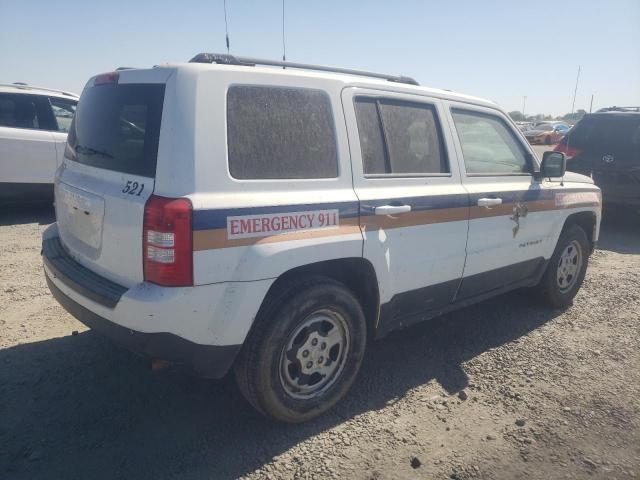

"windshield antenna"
[223, 0, 230, 54]
[281, 0, 286, 68]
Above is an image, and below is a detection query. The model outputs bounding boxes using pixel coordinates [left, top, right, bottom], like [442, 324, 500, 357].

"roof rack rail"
[189, 53, 420, 86]
[0, 82, 79, 98]
[596, 106, 640, 113]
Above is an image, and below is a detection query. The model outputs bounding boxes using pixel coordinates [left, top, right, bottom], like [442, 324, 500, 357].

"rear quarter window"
[227, 86, 338, 179]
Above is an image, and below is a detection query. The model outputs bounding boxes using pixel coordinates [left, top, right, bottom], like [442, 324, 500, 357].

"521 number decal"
[122, 180, 144, 196]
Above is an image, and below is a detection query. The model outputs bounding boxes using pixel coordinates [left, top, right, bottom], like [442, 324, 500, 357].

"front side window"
[452, 109, 531, 175]
[50, 97, 77, 133]
[227, 86, 338, 179]
[0, 93, 45, 130]
[354, 97, 448, 175]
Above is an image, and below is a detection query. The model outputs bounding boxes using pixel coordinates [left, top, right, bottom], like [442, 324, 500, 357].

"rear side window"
[66, 84, 165, 177]
[452, 109, 530, 175]
[354, 97, 449, 175]
[227, 86, 338, 179]
[0, 93, 49, 130]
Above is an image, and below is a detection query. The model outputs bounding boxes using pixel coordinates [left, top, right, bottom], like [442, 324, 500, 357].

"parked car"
[0, 83, 78, 202]
[556, 109, 640, 210]
[525, 122, 570, 145]
[516, 121, 534, 133]
[42, 53, 601, 422]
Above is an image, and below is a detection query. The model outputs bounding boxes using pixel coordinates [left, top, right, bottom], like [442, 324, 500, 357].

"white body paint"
[44, 62, 601, 350]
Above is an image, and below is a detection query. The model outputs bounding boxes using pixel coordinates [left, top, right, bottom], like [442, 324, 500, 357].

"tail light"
[554, 141, 582, 159]
[143, 195, 193, 286]
[94, 72, 119, 86]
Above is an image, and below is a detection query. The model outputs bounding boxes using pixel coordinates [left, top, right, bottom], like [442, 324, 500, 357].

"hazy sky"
[1, 0, 638, 116]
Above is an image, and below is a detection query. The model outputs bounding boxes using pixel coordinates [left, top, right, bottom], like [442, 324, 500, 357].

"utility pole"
[589, 94, 594, 113]
[571, 65, 581, 115]
[522, 96, 527, 120]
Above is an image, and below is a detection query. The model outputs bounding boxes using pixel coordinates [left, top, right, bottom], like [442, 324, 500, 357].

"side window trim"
[48, 96, 77, 133]
[355, 96, 452, 178]
[37, 96, 59, 131]
[373, 99, 393, 174]
[450, 106, 535, 177]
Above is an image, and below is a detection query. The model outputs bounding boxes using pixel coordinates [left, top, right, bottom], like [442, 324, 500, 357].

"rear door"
[447, 102, 553, 299]
[55, 69, 171, 287]
[0, 92, 56, 184]
[343, 88, 469, 331]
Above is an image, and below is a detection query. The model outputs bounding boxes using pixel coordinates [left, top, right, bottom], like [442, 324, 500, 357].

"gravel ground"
[0, 204, 638, 480]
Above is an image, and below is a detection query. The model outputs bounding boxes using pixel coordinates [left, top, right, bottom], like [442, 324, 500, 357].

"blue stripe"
[193, 187, 589, 230]
[360, 193, 470, 216]
[193, 201, 360, 231]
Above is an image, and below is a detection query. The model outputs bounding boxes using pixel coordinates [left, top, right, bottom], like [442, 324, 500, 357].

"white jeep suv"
[0, 83, 78, 202]
[42, 54, 601, 422]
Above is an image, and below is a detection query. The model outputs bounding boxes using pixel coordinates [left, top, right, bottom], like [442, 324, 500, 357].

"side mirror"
[536, 151, 566, 179]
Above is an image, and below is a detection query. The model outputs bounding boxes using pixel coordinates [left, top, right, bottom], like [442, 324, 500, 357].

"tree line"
[508, 109, 587, 123]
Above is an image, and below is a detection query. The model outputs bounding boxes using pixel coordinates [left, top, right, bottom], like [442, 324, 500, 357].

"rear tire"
[234, 276, 367, 423]
[536, 224, 590, 307]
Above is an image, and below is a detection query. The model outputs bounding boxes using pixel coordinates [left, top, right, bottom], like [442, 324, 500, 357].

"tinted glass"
[0, 93, 44, 130]
[354, 97, 448, 175]
[379, 101, 448, 174]
[568, 115, 640, 161]
[452, 109, 530, 174]
[354, 98, 388, 174]
[50, 97, 77, 133]
[66, 84, 165, 177]
[227, 86, 338, 179]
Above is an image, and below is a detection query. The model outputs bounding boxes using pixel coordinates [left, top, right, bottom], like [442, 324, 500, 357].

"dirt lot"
[1, 203, 638, 480]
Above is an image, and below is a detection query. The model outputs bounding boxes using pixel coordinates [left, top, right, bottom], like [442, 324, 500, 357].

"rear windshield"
[568, 115, 640, 153]
[66, 83, 165, 177]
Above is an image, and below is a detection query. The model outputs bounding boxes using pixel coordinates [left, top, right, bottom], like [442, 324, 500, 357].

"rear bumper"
[600, 188, 640, 209]
[41, 225, 261, 379]
[0, 182, 53, 203]
[46, 275, 240, 378]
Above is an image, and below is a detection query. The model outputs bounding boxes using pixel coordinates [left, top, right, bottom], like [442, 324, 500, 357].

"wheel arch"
[561, 210, 597, 253]
[255, 258, 380, 341]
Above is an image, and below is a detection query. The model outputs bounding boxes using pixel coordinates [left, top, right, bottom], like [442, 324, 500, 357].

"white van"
[0, 83, 78, 201]
[43, 54, 601, 422]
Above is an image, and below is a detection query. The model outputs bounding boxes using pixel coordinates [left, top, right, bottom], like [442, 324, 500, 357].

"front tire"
[536, 224, 590, 307]
[234, 276, 367, 423]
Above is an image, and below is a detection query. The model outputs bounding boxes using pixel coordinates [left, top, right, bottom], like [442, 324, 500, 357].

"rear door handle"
[374, 204, 412, 216]
[477, 197, 503, 208]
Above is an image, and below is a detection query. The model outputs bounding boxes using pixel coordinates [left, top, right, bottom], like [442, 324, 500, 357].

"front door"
[342, 88, 469, 334]
[446, 102, 553, 299]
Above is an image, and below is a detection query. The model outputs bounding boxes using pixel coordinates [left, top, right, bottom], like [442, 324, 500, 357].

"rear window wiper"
[75, 145, 114, 159]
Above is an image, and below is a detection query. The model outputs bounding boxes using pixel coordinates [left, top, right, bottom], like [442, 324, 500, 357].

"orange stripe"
[193, 199, 600, 251]
[193, 217, 360, 251]
[361, 206, 469, 230]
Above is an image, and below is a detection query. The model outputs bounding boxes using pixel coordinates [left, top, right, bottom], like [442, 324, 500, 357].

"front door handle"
[374, 204, 412, 216]
[477, 197, 503, 208]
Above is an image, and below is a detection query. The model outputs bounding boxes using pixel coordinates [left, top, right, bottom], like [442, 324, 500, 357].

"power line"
[571, 65, 581, 115]
[282, 0, 286, 67]
[223, 0, 230, 54]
